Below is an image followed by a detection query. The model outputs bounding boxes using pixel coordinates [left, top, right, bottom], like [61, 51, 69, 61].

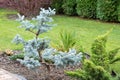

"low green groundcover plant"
[10, 53, 24, 60]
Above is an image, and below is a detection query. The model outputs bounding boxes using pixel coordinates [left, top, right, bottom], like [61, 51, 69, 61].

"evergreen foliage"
[42, 48, 82, 68]
[12, 8, 83, 70]
[51, 0, 63, 14]
[66, 60, 111, 80]
[12, 8, 55, 69]
[10, 53, 24, 60]
[91, 30, 120, 71]
[91, 30, 109, 70]
[76, 0, 97, 18]
[66, 30, 120, 80]
[62, 0, 76, 15]
[108, 48, 120, 63]
[97, 0, 119, 22]
[17, 57, 41, 69]
[118, 2, 120, 21]
[50, 0, 120, 22]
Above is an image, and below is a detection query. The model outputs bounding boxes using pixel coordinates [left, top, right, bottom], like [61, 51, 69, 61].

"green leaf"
[110, 57, 120, 64]
[109, 48, 120, 62]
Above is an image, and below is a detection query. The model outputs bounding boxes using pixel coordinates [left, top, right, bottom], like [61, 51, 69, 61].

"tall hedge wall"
[97, 0, 118, 22]
[117, 0, 120, 22]
[62, 0, 76, 16]
[51, 0, 63, 14]
[76, 0, 97, 18]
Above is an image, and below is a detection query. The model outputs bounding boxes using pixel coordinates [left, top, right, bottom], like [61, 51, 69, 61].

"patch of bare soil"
[7, 14, 18, 20]
[7, 14, 34, 20]
[0, 52, 81, 80]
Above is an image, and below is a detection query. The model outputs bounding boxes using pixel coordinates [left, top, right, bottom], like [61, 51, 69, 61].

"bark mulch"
[0, 52, 81, 80]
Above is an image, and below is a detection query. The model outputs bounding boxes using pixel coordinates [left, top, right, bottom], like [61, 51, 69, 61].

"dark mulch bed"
[0, 52, 81, 80]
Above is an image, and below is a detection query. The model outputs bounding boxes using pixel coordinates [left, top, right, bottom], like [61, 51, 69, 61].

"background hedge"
[76, 0, 97, 18]
[62, 0, 76, 16]
[1, 0, 120, 22]
[117, 0, 120, 22]
[51, 0, 63, 14]
[97, 0, 119, 22]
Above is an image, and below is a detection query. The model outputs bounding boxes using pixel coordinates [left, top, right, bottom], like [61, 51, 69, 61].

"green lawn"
[1, 9, 120, 51]
[0, 8, 120, 74]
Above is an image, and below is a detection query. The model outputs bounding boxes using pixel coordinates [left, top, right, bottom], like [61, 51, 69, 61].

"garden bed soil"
[7, 14, 18, 20]
[0, 52, 81, 80]
[7, 14, 34, 20]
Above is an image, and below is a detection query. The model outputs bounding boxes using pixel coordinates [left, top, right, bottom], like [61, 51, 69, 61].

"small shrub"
[76, 0, 97, 18]
[91, 29, 120, 74]
[66, 60, 111, 80]
[12, 8, 83, 71]
[66, 30, 120, 80]
[91, 30, 109, 70]
[62, 0, 77, 15]
[53, 30, 77, 52]
[12, 8, 55, 69]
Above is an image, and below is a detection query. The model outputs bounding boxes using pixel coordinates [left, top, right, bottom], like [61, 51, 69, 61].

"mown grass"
[0, 8, 120, 74]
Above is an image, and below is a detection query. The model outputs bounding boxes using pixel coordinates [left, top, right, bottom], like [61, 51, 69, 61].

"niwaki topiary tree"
[12, 8, 83, 72]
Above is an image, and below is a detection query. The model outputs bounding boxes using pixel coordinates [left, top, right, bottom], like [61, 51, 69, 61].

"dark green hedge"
[51, 0, 63, 14]
[62, 0, 76, 15]
[118, 2, 120, 21]
[97, 0, 118, 22]
[51, 0, 120, 22]
[76, 0, 97, 18]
